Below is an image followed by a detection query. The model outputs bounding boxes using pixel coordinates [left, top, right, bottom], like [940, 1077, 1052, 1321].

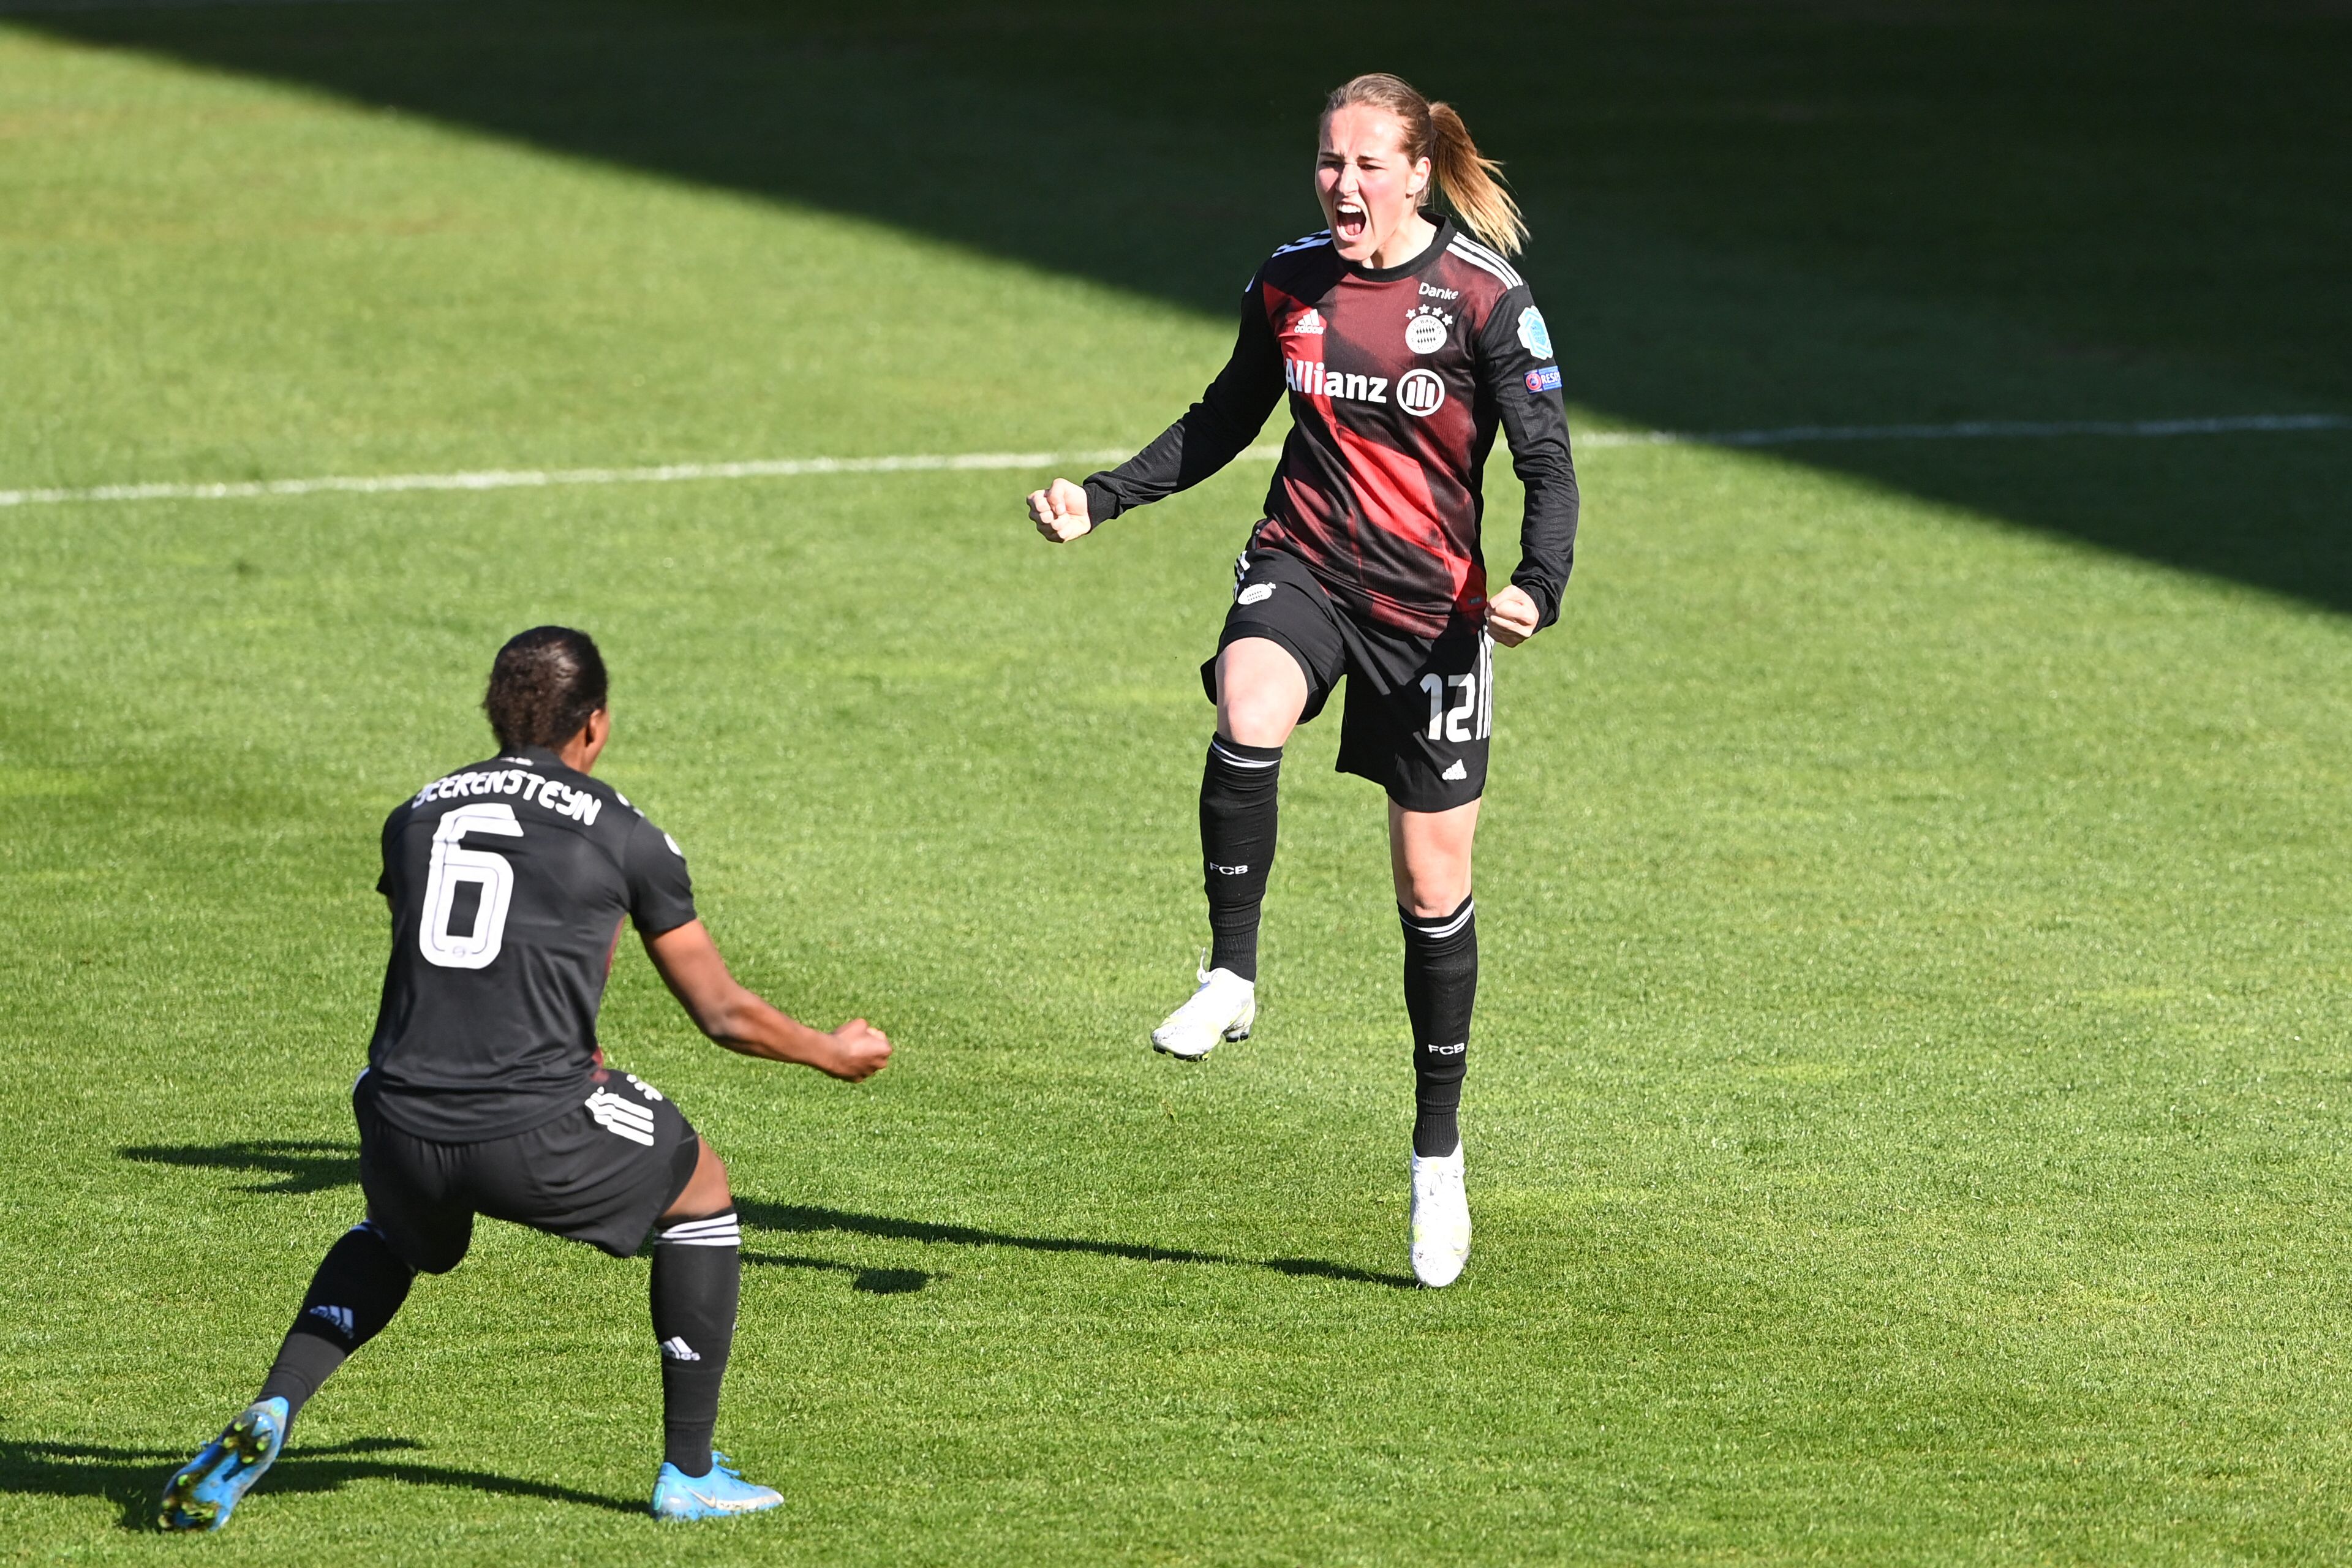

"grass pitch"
[4, 3, 2351, 1563]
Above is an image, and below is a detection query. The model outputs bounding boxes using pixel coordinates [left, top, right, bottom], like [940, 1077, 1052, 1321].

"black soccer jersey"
[362, 745, 697, 1142]
[1082, 215, 1578, 639]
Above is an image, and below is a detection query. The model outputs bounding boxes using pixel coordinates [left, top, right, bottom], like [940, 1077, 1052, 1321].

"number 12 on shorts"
[1420, 669, 1492, 744]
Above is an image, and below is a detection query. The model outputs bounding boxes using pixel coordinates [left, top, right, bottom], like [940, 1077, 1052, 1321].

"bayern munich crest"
[1404, 304, 1453, 354]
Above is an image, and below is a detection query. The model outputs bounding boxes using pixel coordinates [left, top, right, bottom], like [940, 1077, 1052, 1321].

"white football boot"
[1409, 1144, 1471, 1287]
[1150, 961, 1256, 1060]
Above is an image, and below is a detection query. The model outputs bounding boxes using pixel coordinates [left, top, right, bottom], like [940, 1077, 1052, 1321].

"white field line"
[1, 414, 2343, 511]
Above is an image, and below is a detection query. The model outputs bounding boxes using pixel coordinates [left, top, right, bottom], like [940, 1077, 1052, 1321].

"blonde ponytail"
[1323, 74, 1528, 257]
[1426, 101, 1526, 257]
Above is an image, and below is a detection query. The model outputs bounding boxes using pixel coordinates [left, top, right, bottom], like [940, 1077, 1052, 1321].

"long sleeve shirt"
[1085, 216, 1579, 638]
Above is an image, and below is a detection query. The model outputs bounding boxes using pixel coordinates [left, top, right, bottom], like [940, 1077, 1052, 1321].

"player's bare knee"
[1393, 836, 1474, 918]
[662, 1138, 733, 1221]
[1216, 643, 1307, 747]
[1221, 703, 1293, 748]
[1399, 877, 1470, 920]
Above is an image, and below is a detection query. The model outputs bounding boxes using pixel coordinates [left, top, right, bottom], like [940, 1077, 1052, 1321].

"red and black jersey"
[1084, 215, 1578, 638]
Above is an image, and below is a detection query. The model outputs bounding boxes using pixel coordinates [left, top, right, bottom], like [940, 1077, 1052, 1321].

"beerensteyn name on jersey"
[410, 766, 605, 826]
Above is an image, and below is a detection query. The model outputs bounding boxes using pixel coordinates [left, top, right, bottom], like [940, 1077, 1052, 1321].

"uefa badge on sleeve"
[1517, 306, 1553, 359]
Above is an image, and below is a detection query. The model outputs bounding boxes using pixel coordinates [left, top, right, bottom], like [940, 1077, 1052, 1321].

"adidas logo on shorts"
[586, 1087, 657, 1146]
[1441, 759, 1468, 782]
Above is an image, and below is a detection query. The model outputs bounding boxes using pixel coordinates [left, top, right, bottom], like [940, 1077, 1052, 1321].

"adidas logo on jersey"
[1293, 308, 1326, 334]
[586, 1087, 658, 1146]
[1285, 358, 1388, 404]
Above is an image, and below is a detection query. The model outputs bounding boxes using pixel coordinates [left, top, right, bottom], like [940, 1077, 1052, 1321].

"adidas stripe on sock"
[651, 1210, 740, 1476]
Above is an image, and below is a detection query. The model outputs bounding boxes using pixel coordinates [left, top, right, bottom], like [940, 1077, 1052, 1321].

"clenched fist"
[817, 1019, 892, 1082]
[1485, 583, 1541, 647]
[1026, 478, 1093, 543]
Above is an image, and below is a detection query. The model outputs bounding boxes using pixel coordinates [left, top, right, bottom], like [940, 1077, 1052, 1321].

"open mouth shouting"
[1333, 195, 1370, 245]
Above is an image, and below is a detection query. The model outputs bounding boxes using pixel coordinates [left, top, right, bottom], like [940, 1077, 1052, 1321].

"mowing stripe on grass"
[2, 414, 2343, 510]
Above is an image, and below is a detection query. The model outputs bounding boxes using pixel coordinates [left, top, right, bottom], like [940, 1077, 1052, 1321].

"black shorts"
[1202, 549, 1493, 812]
[355, 1071, 701, 1275]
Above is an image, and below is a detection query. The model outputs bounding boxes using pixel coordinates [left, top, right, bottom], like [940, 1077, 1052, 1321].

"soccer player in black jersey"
[160, 627, 892, 1531]
[1025, 75, 1577, 1287]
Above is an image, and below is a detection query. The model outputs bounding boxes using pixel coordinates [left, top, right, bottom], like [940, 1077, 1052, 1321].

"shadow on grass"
[108, 1145, 1414, 1288]
[119, 1140, 357, 1194]
[743, 1250, 935, 1295]
[0, 1433, 641, 1531]
[14, 0, 2352, 609]
[740, 1199, 1415, 1290]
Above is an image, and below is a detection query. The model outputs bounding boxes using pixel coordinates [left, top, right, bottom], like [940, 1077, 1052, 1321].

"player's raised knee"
[1218, 642, 1308, 745]
[655, 1137, 731, 1224]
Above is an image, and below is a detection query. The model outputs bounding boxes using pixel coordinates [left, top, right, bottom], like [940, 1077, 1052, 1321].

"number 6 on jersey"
[419, 804, 524, 969]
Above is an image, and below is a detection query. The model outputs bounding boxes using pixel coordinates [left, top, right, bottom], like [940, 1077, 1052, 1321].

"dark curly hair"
[483, 626, 608, 752]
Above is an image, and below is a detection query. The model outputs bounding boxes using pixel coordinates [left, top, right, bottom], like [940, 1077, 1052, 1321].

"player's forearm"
[1084, 398, 1259, 521]
[1084, 307, 1280, 522]
[696, 986, 839, 1068]
[1506, 434, 1578, 630]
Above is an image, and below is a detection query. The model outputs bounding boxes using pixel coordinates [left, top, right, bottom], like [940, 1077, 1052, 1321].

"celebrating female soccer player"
[1025, 74, 1577, 1288]
[159, 628, 892, 1530]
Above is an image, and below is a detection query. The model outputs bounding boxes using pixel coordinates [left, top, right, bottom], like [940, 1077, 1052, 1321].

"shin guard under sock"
[258, 1220, 416, 1426]
[1401, 895, 1478, 1158]
[650, 1210, 740, 1476]
[1200, 737, 1282, 982]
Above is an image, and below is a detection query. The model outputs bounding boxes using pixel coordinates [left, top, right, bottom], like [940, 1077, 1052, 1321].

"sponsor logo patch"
[1286, 360, 1389, 404]
[1517, 306, 1553, 358]
[1524, 365, 1562, 394]
[1237, 582, 1275, 606]
[1397, 368, 1447, 417]
[1293, 307, 1326, 336]
[1419, 281, 1461, 300]
[660, 1336, 701, 1362]
[1441, 759, 1469, 781]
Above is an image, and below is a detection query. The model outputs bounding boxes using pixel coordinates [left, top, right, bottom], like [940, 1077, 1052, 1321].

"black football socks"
[1401, 895, 1477, 1158]
[649, 1210, 740, 1477]
[1199, 737, 1283, 982]
[257, 1221, 417, 1427]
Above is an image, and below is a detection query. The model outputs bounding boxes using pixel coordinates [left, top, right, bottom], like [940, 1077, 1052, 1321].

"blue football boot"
[157, 1396, 288, 1532]
[650, 1452, 783, 1520]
